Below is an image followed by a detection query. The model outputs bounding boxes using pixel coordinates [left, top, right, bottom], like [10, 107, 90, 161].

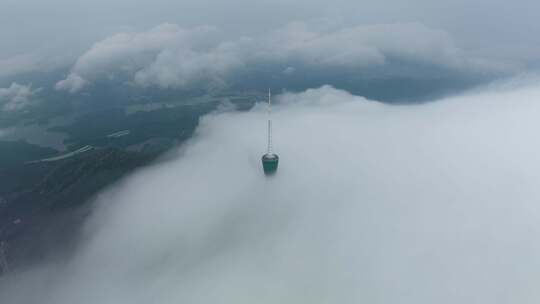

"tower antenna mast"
[267, 88, 272, 154]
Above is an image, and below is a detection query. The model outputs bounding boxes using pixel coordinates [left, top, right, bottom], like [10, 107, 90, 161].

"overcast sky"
[2, 0, 539, 62]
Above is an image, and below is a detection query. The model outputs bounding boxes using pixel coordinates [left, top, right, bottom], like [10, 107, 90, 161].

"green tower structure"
[262, 89, 279, 175]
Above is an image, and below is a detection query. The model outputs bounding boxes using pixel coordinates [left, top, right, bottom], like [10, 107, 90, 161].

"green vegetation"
[0, 141, 57, 168]
[0, 148, 157, 266]
[0, 97, 229, 269]
[50, 103, 216, 150]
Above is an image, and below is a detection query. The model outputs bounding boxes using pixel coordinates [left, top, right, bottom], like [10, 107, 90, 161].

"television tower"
[261, 89, 279, 175]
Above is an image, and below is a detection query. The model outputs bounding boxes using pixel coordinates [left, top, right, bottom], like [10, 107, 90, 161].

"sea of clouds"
[2, 78, 540, 303]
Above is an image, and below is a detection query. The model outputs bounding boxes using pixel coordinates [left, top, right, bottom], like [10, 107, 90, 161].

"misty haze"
[1, 1, 540, 303]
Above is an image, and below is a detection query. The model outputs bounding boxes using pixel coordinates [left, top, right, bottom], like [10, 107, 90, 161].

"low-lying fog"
[2, 78, 540, 303]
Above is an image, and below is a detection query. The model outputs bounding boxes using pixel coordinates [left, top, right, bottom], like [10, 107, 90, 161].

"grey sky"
[2, 0, 539, 64]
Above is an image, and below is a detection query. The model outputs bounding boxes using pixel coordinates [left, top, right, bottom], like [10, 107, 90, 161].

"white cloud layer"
[0, 83, 40, 112]
[4, 77, 540, 303]
[56, 22, 499, 93]
[0, 49, 77, 80]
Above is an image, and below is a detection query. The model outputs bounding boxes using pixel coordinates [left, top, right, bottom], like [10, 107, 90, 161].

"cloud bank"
[4, 0, 540, 73]
[3, 78, 540, 303]
[56, 22, 500, 93]
[0, 83, 40, 112]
